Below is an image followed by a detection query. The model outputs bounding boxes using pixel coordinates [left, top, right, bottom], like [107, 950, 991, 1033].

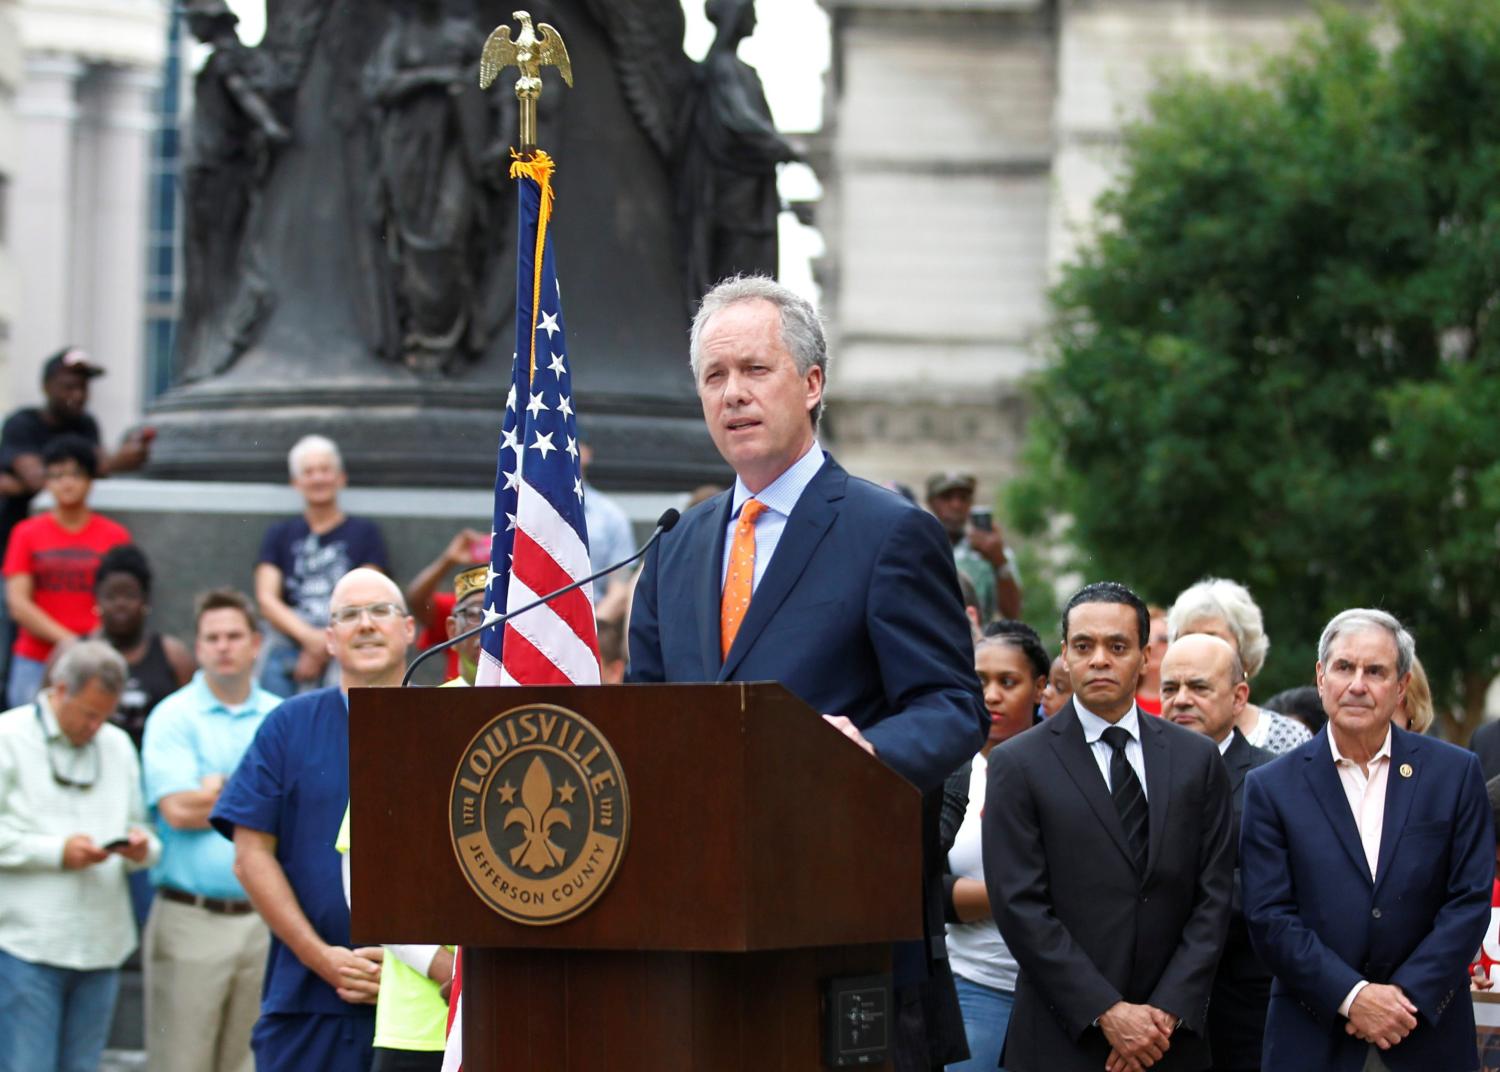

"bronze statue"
[363, 0, 512, 374]
[675, 0, 798, 307]
[175, 0, 291, 382]
[153, 0, 790, 491]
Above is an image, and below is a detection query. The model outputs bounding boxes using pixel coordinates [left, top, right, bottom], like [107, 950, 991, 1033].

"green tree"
[1010, 0, 1500, 739]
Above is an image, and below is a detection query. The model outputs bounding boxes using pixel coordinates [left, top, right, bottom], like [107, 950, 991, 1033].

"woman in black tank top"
[92, 545, 195, 749]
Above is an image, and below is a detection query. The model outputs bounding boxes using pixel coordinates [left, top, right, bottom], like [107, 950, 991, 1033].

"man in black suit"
[1160, 634, 1276, 1071]
[983, 582, 1235, 1072]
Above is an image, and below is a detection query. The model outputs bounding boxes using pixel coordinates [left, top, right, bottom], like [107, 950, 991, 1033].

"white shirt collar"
[1075, 699, 1142, 744]
[730, 440, 825, 520]
[1217, 731, 1235, 756]
[1329, 723, 1393, 766]
[33, 692, 64, 743]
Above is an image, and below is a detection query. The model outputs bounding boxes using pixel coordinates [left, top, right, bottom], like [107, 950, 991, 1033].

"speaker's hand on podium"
[822, 714, 876, 758]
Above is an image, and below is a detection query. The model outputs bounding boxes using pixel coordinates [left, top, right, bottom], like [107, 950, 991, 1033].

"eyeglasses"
[328, 602, 405, 627]
[34, 705, 98, 789]
[452, 606, 488, 628]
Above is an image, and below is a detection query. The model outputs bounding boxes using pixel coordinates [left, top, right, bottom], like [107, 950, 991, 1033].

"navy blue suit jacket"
[1241, 724, 1493, 1072]
[627, 453, 987, 793]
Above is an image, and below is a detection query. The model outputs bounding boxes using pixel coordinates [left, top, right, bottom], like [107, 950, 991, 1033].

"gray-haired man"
[1242, 608, 1493, 1072]
[0, 640, 160, 1072]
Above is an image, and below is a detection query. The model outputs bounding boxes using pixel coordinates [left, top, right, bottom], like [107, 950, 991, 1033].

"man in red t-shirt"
[2, 435, 130, 707]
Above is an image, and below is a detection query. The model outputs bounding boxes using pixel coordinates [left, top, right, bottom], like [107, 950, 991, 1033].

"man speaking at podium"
[629, 276, 988, 1070]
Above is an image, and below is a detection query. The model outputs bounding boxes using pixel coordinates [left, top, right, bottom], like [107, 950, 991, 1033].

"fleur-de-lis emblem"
[504, 756, 572, 872]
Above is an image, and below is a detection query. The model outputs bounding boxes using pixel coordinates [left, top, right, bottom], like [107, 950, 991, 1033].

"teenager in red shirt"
[2, 435, 130, 706]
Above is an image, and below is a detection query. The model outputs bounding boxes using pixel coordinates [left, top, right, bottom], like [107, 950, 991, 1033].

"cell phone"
[102, 837, 131, 851]
[469, 536, 492, 563]
[969, 508, 994, 532]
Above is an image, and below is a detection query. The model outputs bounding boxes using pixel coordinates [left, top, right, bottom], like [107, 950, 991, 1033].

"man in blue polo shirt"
[212, 568, 415, 1072]
[141, 589, 280, 1072]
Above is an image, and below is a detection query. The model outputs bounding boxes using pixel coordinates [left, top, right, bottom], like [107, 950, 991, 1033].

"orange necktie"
[721, 499, 768, 660]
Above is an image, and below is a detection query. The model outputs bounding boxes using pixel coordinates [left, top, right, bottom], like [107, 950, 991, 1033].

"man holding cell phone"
[925, 472, 1023, 623]
[0, 640, 159, 1072]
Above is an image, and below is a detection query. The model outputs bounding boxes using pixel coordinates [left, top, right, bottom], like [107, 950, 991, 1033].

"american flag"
[442, 149, 600, 1072]
[478, 150, 601, 687]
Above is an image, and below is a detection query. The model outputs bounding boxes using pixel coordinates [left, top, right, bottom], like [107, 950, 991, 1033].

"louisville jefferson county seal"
[449, 702, 629, 925]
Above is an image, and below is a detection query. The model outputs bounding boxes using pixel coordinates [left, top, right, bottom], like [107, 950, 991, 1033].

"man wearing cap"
[925, 472, 1021, 624]
[0, 349, 151, 555]
[440, 566, 487, 686]
[0, 350, 150, 686]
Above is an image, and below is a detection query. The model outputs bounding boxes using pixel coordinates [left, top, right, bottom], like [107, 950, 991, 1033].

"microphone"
[402, 508, 681, 686]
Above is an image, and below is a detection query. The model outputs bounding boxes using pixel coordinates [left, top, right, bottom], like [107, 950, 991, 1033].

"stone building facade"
[814, 0, 1312, 501]
[0, 1, 19, 390]
[10, 0, 164, 436]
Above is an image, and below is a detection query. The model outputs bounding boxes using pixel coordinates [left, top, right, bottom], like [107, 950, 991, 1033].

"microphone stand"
[401, 509, 680, 687]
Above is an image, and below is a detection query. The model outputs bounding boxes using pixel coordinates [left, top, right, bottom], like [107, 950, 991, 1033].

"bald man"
[1160, 635, 1275, 1072]
[212, 568, 415, 1072]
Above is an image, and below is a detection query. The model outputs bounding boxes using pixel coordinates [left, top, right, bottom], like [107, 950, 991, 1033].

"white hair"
[287, 435, 343, 479]
[1166, 577, 1270, 679]
[1318, 608, 1415, 678]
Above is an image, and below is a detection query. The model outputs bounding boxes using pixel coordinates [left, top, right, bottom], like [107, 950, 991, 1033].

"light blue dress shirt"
[1075, 700, 1149, 800]
[142, 672, 281, 899]
[720, 441, 827, 592]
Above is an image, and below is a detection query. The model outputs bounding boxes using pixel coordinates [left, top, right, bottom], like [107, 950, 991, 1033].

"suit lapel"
[718, 460, 843, 681]
[1140, 713, 1172, 878]
[1374, 727, 1418, 894]
[697, 493, 734, 681]
[1047, 704, 1136, 870]
[1303, 728, 1374, 884]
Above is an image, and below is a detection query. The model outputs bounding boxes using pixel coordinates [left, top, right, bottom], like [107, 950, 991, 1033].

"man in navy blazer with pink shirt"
[1241, 608, 1493, 1072]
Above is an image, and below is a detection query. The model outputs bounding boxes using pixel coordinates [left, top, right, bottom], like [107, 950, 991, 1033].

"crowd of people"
[1, 271, 1498, 1072]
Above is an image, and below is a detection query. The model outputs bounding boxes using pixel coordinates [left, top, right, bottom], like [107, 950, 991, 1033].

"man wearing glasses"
[439, 565, 486, 687]
[212, 568, 414, 1072]
[0, 640, 159, 1072]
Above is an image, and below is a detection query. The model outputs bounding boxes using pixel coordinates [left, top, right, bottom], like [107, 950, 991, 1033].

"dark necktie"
[1102, 725, 1149, 875]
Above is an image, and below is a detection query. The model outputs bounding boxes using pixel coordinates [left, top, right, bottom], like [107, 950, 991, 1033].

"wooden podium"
[348, 682, 922, 1071]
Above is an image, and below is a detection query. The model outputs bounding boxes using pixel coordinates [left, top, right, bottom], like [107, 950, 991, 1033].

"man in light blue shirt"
[141, 589, 279, 1072]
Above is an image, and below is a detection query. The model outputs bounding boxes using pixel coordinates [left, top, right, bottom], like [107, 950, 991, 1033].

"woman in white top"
[1166, 578, 1313, 755]
[943, 621, 1049, 1071]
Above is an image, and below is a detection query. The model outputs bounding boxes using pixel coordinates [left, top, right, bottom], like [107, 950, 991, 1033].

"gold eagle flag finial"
[480, 10, 573, 156]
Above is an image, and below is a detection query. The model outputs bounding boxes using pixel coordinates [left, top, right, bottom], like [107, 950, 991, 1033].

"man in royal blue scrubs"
[212, 568, 415, 1072]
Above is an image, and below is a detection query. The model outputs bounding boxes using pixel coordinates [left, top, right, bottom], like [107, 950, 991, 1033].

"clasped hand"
[1100, 1001, 1175, 1072]
[322, 945, 384, 1005]
[1345, 983, 1418, 1050]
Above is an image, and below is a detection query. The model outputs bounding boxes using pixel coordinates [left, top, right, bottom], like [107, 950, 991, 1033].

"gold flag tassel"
[510, 149, 556, 380]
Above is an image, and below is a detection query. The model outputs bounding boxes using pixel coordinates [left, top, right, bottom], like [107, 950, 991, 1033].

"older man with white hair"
[1241, 608, 1493, 1072]
[212, 568, 415, 1072]
[255, 435, 390, 697]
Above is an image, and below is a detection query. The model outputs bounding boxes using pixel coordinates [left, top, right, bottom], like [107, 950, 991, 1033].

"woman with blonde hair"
[1396, 655, 1434, 734]
[1167, 578, 1313, 755]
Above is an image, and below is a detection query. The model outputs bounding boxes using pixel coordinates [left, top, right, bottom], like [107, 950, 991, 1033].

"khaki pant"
[143, 894, 269, 1072]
